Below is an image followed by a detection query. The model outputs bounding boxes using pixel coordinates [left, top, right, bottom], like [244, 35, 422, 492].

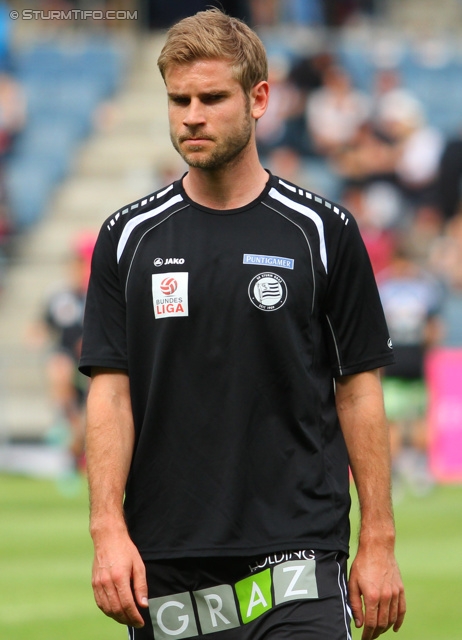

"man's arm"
[86, 367, 148, 628]
[335, 369, 406, 640]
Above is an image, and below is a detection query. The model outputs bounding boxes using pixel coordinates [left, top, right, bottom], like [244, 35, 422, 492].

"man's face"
[165, 59, 255, 171]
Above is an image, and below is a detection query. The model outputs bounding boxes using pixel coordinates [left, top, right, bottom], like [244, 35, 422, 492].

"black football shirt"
[80, 172, 394, 560]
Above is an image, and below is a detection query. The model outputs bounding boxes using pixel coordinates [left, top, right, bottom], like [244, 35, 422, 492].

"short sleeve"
[323, 213, 395, 376]
[79, 225, 128, 376]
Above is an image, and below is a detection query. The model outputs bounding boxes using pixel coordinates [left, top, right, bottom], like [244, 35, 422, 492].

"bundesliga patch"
[152, 272, 189, 319]
[248, 272, 287, 311]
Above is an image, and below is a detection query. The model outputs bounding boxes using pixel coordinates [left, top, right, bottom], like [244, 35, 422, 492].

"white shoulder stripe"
[269, 187, 328, 273]
[278, 178, 296, 192]
[157, 184, 174, 199]
[117, 193, 183, 263]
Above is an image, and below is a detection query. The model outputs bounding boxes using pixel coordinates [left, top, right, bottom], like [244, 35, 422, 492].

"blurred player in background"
[378, 234, 443, 496]
[35, 231, 96, 472]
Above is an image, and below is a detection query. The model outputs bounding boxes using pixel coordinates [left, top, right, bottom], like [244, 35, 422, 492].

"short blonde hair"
[157, 8, 268, 95]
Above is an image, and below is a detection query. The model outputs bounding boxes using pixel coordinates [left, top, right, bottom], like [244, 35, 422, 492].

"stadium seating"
[5, 38, 126, 229]
[6, 30, 462, 231]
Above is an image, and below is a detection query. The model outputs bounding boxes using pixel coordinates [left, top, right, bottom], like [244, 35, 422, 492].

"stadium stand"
[1, 0, 462, 475]
[5, 39, 125, 227]
[0, 33, 176, 454]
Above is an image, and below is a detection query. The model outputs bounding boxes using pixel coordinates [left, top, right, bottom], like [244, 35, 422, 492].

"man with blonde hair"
[80, 8, 406, 640]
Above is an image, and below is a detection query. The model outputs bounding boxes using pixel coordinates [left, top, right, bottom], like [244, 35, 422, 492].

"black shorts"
[128, 550, 352, 640]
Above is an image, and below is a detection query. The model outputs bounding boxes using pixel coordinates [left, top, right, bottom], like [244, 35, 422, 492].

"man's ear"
[250, 81, 269, 121]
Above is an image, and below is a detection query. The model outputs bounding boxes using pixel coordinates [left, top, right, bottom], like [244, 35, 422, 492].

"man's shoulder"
[268, 174, 355, 229]
[101, 180, 185, 235]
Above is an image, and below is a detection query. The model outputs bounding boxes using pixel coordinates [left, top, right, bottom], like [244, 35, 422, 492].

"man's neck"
[182, 157, 269, 210]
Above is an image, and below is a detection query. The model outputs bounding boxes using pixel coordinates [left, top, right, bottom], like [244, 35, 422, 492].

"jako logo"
[160, 277, 178, 296]
[154, 258, 185, 267]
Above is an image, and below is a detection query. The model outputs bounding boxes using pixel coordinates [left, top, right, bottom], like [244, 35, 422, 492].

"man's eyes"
[170, 96, 189, 105]
[203, 94, 225, 103]
[170, 94, 226, 105]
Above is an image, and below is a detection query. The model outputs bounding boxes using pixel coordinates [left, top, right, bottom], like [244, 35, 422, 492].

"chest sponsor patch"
[152, 272, 189, 319]
[243, 254, 294, 270]
[248, 272, 287, 311]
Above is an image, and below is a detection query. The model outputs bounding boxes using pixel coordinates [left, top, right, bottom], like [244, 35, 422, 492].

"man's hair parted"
[157, 8, 268, 94]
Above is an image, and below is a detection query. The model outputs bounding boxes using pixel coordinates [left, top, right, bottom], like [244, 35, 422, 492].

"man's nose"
[183, 98, 206, 127]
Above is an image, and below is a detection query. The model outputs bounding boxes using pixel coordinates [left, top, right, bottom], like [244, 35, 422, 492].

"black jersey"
[80, 173, 394, 560]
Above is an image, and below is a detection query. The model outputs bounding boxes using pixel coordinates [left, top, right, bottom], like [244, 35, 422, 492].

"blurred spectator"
[0, 200, 11, 288]
[437, 137, 462, 221]
[131, 0, 252, 29]
[279, 0, 324, 25]
[288, 50, 333, 92]
[0, 71, 25, 274]
[375, 89, 444, 211]
[30, 232, 96, 473]
[400, 204, 444, 266]
[250, 0, 377, 26]
[430, 213, 462, 347]
[248, 0, 279, 26]
[323, 0, 378, 26]
[305, 64, 371, 158]
[281, 52, 334, 157]
[256, 54, 306, 157]
[341, 182, 397, 275]
[0, 71, 26, 161]
[370, 68, 413, 123]
[377, 235, 444, 497]
[266, 145, 303, 178]
[332, 120, 397, 185]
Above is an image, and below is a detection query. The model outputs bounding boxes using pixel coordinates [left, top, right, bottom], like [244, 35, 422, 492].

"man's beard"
[171, 115, 253, 170]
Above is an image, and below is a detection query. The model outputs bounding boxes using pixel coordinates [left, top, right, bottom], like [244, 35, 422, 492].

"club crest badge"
[248, 272, 287, 311]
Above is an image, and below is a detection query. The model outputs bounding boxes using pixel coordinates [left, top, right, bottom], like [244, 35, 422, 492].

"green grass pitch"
[0, 473, 461, 639]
